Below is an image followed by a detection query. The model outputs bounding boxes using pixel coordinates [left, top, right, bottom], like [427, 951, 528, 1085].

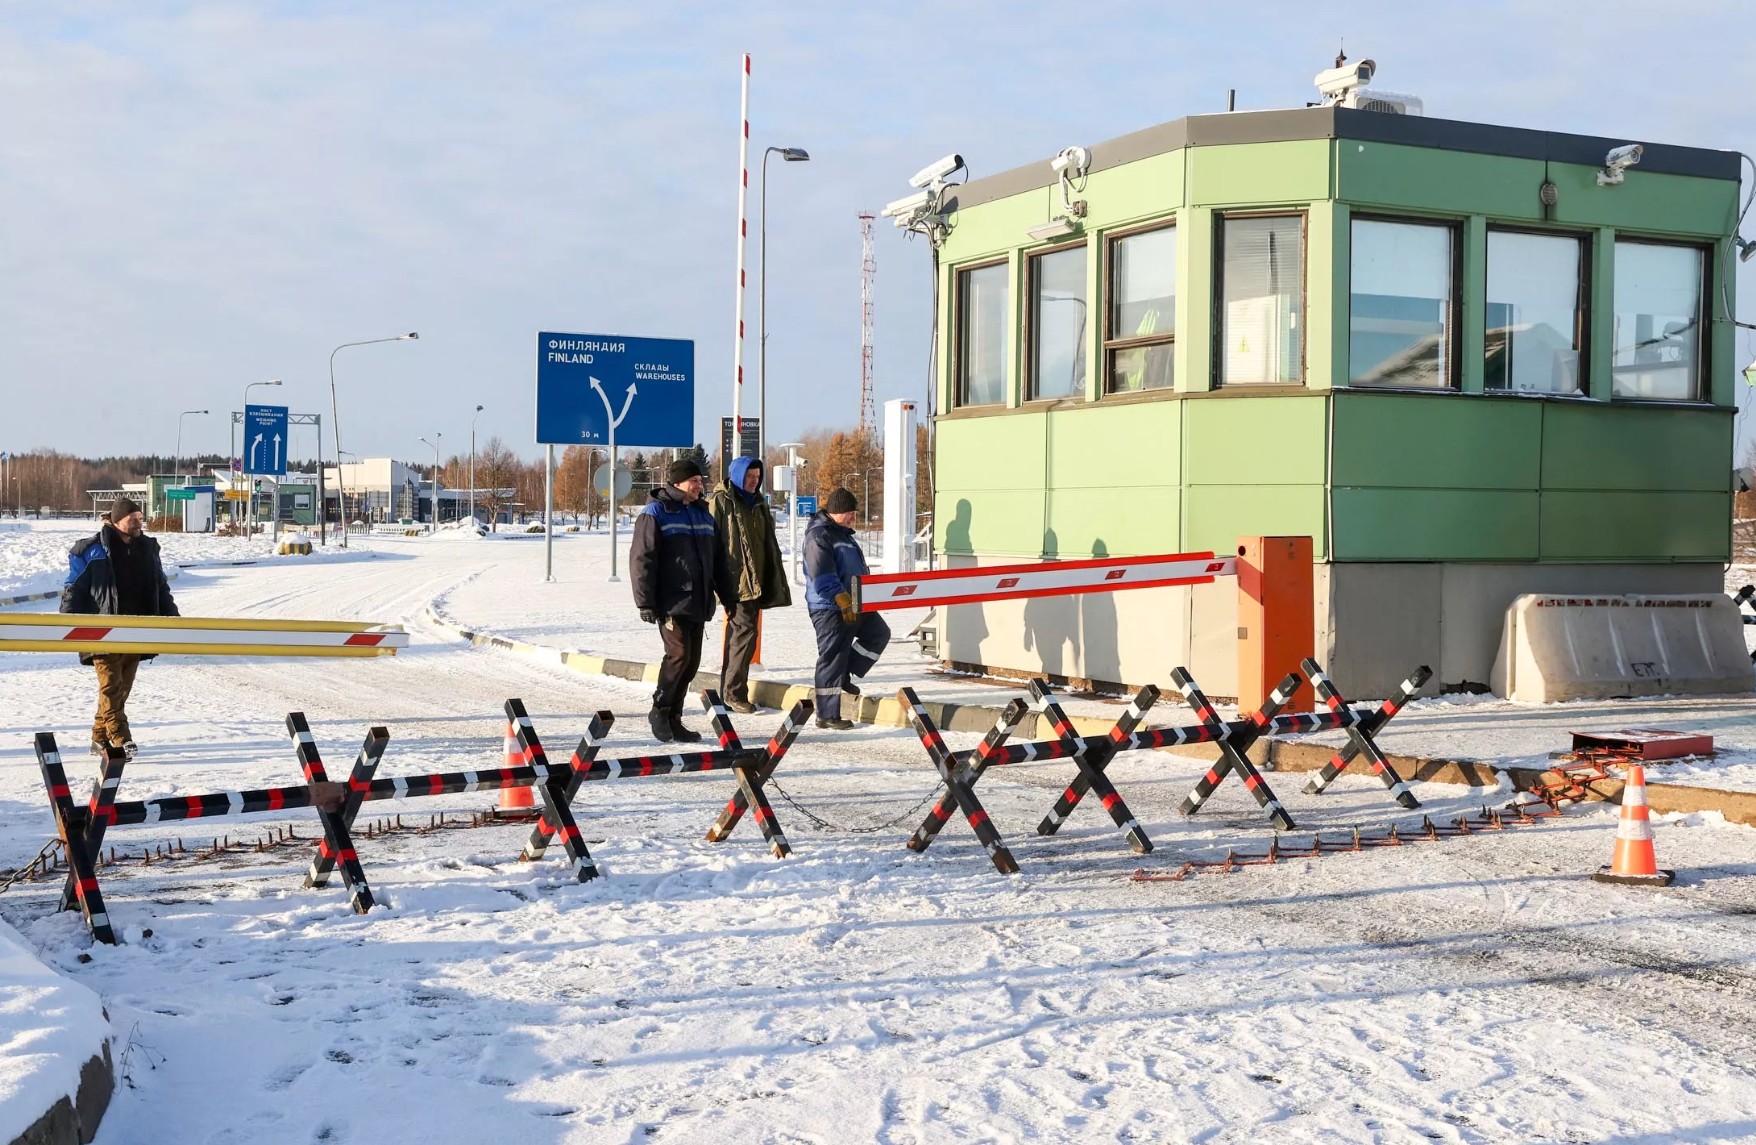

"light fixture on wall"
[1026, 217, 1080, 242]
[1736, 236, 1756, 263]
[1744, 354, 1756, 386]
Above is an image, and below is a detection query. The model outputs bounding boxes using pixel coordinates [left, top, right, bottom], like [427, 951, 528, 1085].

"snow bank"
[0, 918, 112, 1143]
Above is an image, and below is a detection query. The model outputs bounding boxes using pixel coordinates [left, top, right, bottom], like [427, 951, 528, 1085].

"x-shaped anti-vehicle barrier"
[899, 659, 1427, 869]
[36, 692, 811, 943]
[1298, 660, 1431, 809]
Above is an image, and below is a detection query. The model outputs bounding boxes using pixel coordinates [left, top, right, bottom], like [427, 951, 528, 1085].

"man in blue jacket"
[802, 488, 890, 730]
[61, 497, 179, 758]
[629, 457, 737, 743]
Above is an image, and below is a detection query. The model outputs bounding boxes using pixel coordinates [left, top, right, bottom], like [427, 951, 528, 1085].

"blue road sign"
[795, 495, 818, 517]
[535, 332, 695, 447]
[244, 405, 289, 476]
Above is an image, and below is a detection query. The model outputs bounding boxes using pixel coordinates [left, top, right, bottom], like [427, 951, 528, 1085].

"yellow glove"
[834, 592, 856, 624]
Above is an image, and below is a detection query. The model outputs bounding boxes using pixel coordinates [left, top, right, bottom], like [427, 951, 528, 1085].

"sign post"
[536, 332, 695, 584]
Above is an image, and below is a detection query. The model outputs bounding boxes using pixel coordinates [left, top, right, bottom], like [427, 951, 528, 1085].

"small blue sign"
[244, 404, 289, 476]
[795, 495, 818, 517]
[535, 331, 695, 448]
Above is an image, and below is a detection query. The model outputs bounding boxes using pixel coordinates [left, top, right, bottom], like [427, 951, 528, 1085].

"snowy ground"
[2, 524, 1756, 1142]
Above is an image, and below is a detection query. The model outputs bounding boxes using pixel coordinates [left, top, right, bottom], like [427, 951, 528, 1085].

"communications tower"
[859, 212, 877, 434]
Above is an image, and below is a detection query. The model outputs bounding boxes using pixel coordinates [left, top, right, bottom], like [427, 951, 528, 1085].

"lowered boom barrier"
[852, 551, 1237, 612]
[0, 612, 408, 657]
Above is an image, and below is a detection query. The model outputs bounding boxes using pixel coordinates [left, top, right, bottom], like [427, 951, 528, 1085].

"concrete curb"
[424, 609, 1756, 826]
[9, 1043, 113, 1145]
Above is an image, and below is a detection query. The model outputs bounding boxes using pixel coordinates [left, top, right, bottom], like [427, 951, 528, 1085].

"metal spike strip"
[1036, 684, 1161, 853]
[521, 706, 614, 862]
[908, 697, 1027, 852]
[305, 726, 390, 888]
[503, 698, 600, 881]
[58, 745, 126, 913]
[1298, 659, 1427, 808]
[1173, 669, 1299, 831]
[705, 699, 814, 843]
[34, 733, 117, 944]
[897, 687, 1019, 874]
[1029, 681, 1156, 854]
[285, 712, 375, 914]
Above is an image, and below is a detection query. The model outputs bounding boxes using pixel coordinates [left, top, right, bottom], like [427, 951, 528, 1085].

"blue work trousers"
[810, 608, 891, 720]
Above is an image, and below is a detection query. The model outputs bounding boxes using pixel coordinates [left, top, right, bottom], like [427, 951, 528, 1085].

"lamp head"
[402, 332, 419, 340]
[781, 147, 810, 162]
[475, 404, 484, 412]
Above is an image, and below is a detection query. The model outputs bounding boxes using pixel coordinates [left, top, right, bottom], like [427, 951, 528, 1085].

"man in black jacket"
[61, 497, 179, 758]
[629, 457, 736, 743]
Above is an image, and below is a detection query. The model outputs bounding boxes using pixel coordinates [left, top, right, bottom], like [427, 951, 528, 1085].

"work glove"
[834, 592, 857, 624]
[638, 608, 658, 625]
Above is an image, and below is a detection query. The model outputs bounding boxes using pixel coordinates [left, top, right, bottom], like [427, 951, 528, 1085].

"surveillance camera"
[880, 188, 932, 220]
[908, 153, 965, 189]
[1313, 57, 1375, 99]
[1598, 143, 1644, 185]
[1050, 146, 1090, 177]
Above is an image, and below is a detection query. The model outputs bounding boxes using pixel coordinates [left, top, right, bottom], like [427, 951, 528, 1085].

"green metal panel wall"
[1330, 393, 1732, 561]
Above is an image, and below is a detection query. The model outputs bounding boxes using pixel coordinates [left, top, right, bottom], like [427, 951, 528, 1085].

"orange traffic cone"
[498, 721, 537, 816]
[1590, 764, 1673, 886]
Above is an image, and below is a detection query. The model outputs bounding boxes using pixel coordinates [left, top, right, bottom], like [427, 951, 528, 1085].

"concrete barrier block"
[1491, 593, 1754, 702]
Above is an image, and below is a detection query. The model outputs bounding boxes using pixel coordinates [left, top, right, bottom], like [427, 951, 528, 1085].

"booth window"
[1027, 244, 1089, 401]
[1216, 214, 1304, 385]
[1105, 224, 1177, 393]
[1485, 229, 1588, 395]
[955, 260, 1009, 407]
[1612, 240, 1707, 402]
[1349, 217, 1457, 389]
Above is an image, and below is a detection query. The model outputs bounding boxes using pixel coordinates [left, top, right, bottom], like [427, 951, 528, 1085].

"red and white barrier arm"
[852, 551, 1239, 613]
[0, 613, 408, 657]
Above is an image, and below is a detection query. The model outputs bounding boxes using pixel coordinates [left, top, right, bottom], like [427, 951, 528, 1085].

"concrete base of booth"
[935, 554, 1723, 700]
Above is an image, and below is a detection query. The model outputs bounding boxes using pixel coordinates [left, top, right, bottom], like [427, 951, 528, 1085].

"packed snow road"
[3, 536, 1756, 1144]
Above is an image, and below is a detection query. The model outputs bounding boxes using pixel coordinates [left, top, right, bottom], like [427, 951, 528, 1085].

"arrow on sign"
[589, 376, 637, 430]
[250, 434, 264, 468]
[272, 434, 282, 472]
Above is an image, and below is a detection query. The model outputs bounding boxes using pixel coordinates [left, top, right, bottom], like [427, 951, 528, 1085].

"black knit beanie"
[666, 457, 704, 484]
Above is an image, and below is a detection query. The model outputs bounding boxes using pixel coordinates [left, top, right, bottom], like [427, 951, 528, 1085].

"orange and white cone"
[1590, 764, 1674, 887]
[498, 721, 536, 814]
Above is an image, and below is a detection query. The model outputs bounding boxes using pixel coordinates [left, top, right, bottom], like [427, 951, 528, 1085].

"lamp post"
[329, 332, 420, 547]
[469, 403, 484, 526]
[418, 434, 442, 529]
[860, 466, 884, 526]
[759, 146, 810, 465]
[241, 380, 282, 535]
[173, 409, 209, 521]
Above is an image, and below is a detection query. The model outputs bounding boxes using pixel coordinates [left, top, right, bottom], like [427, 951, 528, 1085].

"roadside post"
[536, 332, 694, 584]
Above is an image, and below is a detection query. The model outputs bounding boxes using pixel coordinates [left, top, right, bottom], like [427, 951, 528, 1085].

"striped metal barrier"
[899, 659, 1427, 868]
[34, 690, 813, 944]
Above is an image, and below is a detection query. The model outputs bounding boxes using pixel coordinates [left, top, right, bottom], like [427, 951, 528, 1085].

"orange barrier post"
[498, 719, 537, 814]
[1591, 765, 1674, 886]
[1236, 536, 1314, 713]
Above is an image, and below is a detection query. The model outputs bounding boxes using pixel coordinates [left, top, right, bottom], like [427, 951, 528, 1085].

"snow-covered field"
[3, 523, 1756, 1143]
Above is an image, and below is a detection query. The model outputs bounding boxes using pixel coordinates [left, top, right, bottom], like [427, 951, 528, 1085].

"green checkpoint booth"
[930, 105, 1740, 698]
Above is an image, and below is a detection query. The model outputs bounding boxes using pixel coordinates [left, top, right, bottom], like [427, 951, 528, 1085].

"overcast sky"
[2, 1, 1753, 465]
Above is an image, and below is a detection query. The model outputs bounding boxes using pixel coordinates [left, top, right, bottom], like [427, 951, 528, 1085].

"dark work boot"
[669, 713, 703, 743]
[648, 708, 676, 743]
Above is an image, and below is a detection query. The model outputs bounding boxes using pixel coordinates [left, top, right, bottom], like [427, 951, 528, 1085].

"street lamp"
[330, 332, 420, 547]
[418, 434, 442, 529]
[241, 380, 282, 534]
[174, 410, 209, 487]
[469, 403, 484, 525]
[860, 466, 884, 526]
[759, 145, 810, 465]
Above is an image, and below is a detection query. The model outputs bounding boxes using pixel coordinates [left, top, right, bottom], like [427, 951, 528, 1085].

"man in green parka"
[707, 455, 792, 712]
